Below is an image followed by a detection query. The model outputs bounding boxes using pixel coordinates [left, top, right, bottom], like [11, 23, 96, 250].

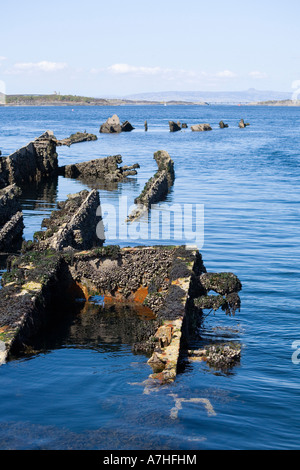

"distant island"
[0, 94, 208, 107]
[247, 99, 300, 106]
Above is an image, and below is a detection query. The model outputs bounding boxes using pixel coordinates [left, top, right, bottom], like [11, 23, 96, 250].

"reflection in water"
[20, 299, 157, 358]
[20, 177, 58, 210]
[0, 254, 8, 271]
[18, 177, 59, 240]
[63, 175, 140, 192]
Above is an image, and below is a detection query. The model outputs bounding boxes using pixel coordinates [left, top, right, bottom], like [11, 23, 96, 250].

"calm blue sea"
[0, 104, 299, 450]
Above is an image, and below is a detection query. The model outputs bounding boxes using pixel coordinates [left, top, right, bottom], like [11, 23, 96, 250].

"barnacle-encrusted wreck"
[0, 132, 242, 382]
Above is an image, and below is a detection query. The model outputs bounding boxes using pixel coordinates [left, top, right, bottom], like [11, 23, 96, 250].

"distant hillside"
[247, 99, 300, 106]
[1, 94, 207, 106]
[125, 89, 292, 104]
[4, 94, 111, 106]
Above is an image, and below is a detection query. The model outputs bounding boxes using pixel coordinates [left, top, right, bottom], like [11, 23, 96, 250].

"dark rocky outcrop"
[0, 185, 24, 252]
[56, 132, 97, 146]
[169, 121, 181, 132]
[219, 121, 229, 128]
[0, 131, 58, 187]
[181, 123, 188, 129]
[126, 150, 175, 222]
[99, 114, 135, 133]
[239, 119, 250, 128]
[0, 211, 24, 253]
[99, 114, 122, 133]
[199, 272, 242, 295]
[191, 123, 212, 131]
[0, 133, 138, 196]
[59, 155, 139, 183]
[188, 342, 241, 370]
[193, 272, 242, 316]
[0, 184, 22, 226]
[121, 121, 135, 132]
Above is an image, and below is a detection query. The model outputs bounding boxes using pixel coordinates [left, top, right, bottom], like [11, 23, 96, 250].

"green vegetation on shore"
[0, 93, 207, 106]
[4, 94, 110, 106]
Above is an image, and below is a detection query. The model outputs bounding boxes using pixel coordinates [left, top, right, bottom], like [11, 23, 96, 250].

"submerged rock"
[188, 342, 241, 369]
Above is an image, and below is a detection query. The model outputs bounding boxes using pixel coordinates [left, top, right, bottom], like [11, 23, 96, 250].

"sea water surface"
[0, 105, 299, 450]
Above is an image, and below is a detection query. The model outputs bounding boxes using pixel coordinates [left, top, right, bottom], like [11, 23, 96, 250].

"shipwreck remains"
[0, 130, 243, 384]
[59, 155, 140, 184]
[0, 184, 24, 252]
[56, 131, 97, 146]
[33, 189, 104, 251]
[0, 132, 139, 189]
[126, 150, 175, 222]
[0, 238, 242, 383]
[0, 131, 140, 247]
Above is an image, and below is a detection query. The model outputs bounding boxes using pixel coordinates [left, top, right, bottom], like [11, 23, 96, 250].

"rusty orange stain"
[133, 286, 149, 303]
[76, 282, 90, 301]
[104, 294, 121, 303]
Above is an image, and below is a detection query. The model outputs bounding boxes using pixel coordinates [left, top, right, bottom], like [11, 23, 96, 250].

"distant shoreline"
[1, 94, 299, 107]
[247, 99, 300, 106]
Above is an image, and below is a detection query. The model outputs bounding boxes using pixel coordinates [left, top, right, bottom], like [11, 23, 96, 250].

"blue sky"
[0, 0, 299, 96]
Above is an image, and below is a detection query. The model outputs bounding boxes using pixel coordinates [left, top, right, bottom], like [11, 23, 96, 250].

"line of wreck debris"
[98, 114, 250, 133]
[0, 130, 242, 383]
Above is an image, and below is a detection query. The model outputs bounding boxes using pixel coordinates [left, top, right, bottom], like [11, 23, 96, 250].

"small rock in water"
[219, 121, 229, 128]
[239, 119, 250, 128]
[191, 123, 212, 131]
